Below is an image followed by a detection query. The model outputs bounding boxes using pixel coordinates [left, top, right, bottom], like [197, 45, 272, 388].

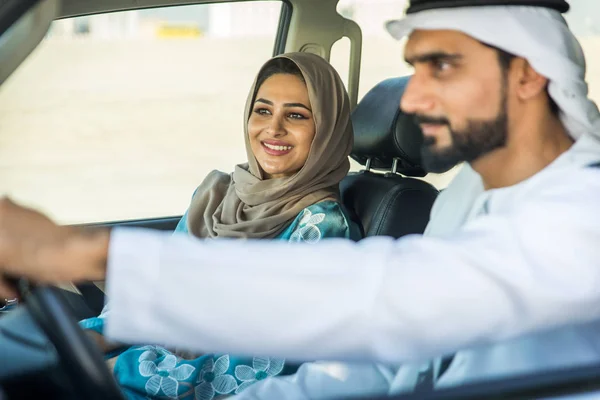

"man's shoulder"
[495, 163, 600, 214]
[526, 162, 600, 194]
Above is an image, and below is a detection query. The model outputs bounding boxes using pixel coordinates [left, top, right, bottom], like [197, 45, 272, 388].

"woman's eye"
[288, 113, 306, 120]
[254, 108, 271, 116]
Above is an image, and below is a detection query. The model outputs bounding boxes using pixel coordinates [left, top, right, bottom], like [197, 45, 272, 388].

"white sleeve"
[234, 362, 396, 400]
[104, 170, 600, 364]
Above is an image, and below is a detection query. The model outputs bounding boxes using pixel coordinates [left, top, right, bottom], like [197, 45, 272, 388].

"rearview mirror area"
[0, 0, 60, 85]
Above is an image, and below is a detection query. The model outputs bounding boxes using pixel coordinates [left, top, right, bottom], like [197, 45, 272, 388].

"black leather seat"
[340, 76, 439, 238]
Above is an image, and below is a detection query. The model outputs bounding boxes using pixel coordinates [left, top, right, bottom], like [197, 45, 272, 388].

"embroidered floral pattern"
[138, 349, 195, 398]
[195, 355, 238, 400]
[290, 209, 326, 243]
[234, 357, 285, 394]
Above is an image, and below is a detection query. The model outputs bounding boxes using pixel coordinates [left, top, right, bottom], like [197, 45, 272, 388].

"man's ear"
[513, 58, 549, 102]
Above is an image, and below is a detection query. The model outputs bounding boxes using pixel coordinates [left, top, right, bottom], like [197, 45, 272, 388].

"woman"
[80, 52, 361, 400]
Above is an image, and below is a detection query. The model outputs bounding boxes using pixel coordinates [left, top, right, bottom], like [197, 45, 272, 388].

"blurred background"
[0, 0, 598, 224]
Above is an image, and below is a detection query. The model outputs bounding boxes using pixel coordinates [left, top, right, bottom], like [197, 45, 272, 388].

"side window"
[337, 0, 460, 188]
[0, 1, 282, 224]
[340, 0, 600, 190]
[564, 1, 600, 106]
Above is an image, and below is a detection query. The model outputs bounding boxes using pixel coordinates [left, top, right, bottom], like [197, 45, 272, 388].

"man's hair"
[488, 45, 560, 116]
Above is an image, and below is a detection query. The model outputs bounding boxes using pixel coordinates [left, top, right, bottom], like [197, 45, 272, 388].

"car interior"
[2, 0, 600, 399]
[341, 75, 439, 239]
[66, 74, 442, 321]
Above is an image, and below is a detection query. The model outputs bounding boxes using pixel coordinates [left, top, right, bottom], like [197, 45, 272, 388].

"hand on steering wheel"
[14, 278, 124, 400]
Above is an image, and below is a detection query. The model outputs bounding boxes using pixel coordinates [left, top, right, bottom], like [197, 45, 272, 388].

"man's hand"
[0, 197, 110, 298]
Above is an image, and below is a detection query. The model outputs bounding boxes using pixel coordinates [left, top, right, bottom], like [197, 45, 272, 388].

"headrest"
[351, 76, 426, 177]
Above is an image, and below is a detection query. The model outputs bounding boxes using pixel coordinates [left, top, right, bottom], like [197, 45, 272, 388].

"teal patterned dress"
[80, 200, 361, 400]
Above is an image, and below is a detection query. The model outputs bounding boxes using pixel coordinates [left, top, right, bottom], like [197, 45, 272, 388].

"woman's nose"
[267, 116, 286, 136]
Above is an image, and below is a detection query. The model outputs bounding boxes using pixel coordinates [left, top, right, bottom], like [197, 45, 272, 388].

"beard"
[416, 91, 508, 174]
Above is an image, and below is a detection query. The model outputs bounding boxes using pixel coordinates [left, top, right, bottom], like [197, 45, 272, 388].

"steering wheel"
[15, 279, 124, 400]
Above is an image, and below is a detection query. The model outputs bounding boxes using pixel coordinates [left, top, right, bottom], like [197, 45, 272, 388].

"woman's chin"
[262, 167, 297, 179]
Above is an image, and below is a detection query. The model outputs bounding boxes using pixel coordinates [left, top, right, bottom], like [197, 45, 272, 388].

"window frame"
[2, 0, 293, 226]
[272, 0, 293, 56]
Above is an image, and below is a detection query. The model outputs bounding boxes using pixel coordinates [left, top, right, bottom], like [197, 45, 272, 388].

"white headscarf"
[386, 5, 600, 140]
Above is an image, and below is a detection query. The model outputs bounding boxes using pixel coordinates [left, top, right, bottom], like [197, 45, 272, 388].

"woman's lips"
[262, 141, 294, 156]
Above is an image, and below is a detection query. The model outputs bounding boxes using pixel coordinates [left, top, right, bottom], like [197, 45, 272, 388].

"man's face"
[401, 30, 509, 173]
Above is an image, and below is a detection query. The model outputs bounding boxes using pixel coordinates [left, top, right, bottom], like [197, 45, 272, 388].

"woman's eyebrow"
[255, 98, 312, 112]
[284, 102, 311, 111]
[255, 98, 273, 106]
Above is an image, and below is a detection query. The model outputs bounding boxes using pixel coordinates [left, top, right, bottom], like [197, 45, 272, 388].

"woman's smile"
[262, 140, 294, 156]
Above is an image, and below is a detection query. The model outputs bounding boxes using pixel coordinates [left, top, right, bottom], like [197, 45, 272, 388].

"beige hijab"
[186, 52, 353, 239]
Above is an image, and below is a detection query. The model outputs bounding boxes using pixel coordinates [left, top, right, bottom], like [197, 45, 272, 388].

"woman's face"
[248, 73, 316, 179]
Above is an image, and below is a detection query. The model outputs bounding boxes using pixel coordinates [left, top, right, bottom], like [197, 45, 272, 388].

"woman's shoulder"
[279, 200, 362, 242]
[192, 170, 232, 198]
[297, 200, 348, 226]
[175, 171, 232, 235]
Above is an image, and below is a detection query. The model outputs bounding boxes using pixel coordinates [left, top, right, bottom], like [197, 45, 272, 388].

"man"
[1, 0, 600, 397]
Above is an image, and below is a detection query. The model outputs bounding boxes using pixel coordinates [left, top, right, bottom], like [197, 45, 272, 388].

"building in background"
[46, 0, 600, 41]
[46, 2, 279, 40]
[338, 0, 407, 36]
[207, 2, 281, 37]
[48, 12, 140, 39]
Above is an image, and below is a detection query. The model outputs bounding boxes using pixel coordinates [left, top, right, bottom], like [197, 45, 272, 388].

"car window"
[0, 1, 282, 224]
[336, 0, 463, 188]
[567, 0, 600, 102]
[337, 0, 600, 191]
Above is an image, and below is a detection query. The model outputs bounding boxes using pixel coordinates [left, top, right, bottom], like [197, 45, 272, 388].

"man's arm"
[101, 169, 600, 363]
[0, 169, 599, 364]
[235, 361, 396, 400]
